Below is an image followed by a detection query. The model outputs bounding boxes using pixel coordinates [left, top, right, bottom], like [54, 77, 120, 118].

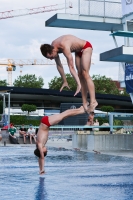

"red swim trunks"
[76, 41, 92, 58]
[41, 116, 51, 127]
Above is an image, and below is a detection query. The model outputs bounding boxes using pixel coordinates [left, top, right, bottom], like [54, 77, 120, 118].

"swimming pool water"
[0, 146, 133, 200]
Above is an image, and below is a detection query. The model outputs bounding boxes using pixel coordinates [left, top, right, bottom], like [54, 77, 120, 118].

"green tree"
[13, 74, 44, 88]
[48, 73, 76, 91]
[96, 117, 109, 125]
[101, 105, 114, 116]
[21, 104, 37, 115]
[0, 79, 7, 86]
[113, 119, 124, 131]
[92, 75, 120, 95]
[48, 73, 128, 96]
[113, 119, 123, 126]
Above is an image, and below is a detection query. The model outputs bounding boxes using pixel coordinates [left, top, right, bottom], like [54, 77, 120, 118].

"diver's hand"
[60, 82, 70, 92]
[74, 84, 81, 96]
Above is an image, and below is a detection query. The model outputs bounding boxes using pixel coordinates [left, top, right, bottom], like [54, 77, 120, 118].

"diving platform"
[100, 46, 133, 62]
[45, 13, 123, 31]
[110, 31, 133, 38]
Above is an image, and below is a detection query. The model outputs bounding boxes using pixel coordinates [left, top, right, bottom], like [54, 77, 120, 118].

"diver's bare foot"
[83, 102, 90, 114]
[40, 170, 45, 175]
[88, 101, 98, 112]
[79, 106, 86, 114]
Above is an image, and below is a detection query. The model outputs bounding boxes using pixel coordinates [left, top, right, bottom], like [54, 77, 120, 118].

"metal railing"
[65, 0, 122, 18]
[15, 124, 133, 131]
[4, 125, 133, 141]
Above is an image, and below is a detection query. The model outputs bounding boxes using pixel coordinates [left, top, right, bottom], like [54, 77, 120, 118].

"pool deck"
[0, 139, 133, 158]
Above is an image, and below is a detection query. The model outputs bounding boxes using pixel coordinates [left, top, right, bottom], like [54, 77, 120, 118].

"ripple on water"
[0, 146, 133, 200]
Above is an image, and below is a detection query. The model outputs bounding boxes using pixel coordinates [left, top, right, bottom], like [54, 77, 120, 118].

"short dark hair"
[40, 44, 54, 57]
[34, 148, 47, 158]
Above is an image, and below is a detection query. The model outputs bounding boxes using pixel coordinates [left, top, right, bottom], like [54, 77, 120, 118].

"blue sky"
[0, 0, 124, 88]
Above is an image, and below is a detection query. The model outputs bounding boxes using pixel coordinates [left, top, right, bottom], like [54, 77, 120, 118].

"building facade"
[0, 86, 132, 115]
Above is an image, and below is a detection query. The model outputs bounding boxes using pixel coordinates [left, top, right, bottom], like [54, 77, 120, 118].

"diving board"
[110, 31, 133, 38]
[100, 46, 133, 62]
[45, 13, 123, 31]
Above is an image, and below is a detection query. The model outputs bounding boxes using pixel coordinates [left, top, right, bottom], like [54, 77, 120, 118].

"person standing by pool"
[93, 119, 99, 131]
[84, 112, 95, 132]
[34, 106, 85, 175]
[40, 35, 98, 113]
[86, 112, 95, 126]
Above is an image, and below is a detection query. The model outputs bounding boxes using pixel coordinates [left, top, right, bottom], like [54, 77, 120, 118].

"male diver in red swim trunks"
[40, 35, 98, 114]
[35, 106, 85, 175]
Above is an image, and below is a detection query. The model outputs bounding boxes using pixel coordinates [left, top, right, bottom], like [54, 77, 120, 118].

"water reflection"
[34, 177, 48, 200]
[74, 150, 128, 163]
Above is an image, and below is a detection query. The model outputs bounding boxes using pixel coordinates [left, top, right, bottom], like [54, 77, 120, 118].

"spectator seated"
[27, 124, 36, 144]
[8, 123, 19, 144]
[19, 124, 28, 144]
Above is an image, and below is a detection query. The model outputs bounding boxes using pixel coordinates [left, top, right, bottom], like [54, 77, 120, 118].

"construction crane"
[0, 58, 68, 86]
[0, 59, 94, 86]
[0, 2, 72, 20]
[0, 2, 72, 85]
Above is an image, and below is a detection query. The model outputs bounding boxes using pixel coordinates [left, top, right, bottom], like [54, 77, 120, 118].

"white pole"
[3, 94, 5, 115]
[109, 113, 113, 134]
[8, 93, 10, 128]
[103, 0, 105, 22]
[122, 17, 128, 46]
[125, 20, 129, 46]
[65, 0, 66, 13]
[78, 0, 80, 15]
[88, 0, 90, 15]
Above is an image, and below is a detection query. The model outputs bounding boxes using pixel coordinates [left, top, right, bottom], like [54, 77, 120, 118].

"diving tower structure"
[45, 0, 133, 103]
[46, 0, 122, 31]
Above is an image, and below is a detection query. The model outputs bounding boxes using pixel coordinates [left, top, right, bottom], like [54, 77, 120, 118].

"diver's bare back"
[51, 35, 86, 53]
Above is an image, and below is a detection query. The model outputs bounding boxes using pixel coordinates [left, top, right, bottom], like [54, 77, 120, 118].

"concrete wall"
[72, 133, 133, 151]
